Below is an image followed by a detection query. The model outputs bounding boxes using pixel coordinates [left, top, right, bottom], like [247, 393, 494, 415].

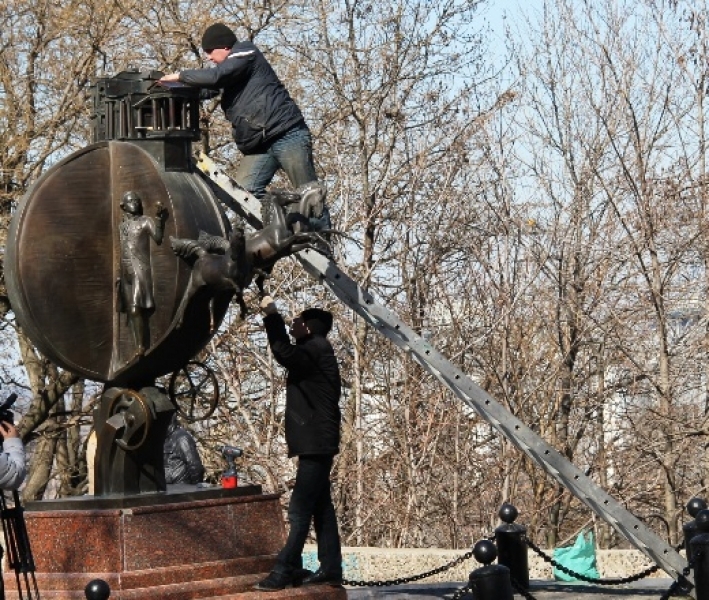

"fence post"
[85, 579, 111, 599]
[684, 498, 708, 550]
[468, 539, 514, 600]
[495, 502, 529, 590]
[690, 509, 709, 600]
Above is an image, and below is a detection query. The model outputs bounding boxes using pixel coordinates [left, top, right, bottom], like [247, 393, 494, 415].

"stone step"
[208, 583, 347, 600]
[120, 575, 346, 599]
[4, 573, 347, 600]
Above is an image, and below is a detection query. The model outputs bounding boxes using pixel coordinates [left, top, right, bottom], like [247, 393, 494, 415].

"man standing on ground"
[159, 23, 331, 232]
[255, 296, 343, 591]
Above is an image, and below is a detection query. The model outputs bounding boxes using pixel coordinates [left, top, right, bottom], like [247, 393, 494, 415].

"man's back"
[163, 421, 205, 485]
[263, 310, 341, 457]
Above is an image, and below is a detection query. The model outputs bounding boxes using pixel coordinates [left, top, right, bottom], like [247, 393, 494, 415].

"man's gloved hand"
[260, 296, 278, 316]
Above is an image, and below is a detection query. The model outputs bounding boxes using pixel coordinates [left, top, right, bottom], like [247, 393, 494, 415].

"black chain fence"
[342, 547, 474, 588]
[519, 536, 692, 600]
[451, 583, 472, 600]
[340, 533, 694, 600]
[524, 535, 667, 585]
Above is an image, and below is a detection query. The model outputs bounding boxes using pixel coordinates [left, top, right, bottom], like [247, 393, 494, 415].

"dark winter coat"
[264, 313, 341, 457]
[179, 41, 306, 154]
[163, 419, 205, 484]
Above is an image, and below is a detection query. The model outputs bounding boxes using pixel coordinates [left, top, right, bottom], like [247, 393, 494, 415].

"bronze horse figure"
[170, 190, 330, 330]
[245, 188, 331, 292]
[170, 226, 251, 332]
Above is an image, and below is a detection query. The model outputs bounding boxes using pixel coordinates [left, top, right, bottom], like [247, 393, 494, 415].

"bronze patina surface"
[5, 140, 231, 388]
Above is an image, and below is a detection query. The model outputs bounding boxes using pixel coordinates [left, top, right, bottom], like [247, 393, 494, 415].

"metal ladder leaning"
[194, 152, 694, 595]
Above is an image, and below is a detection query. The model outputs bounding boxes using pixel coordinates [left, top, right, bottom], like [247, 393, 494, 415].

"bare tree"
[514, 0, 709, 544]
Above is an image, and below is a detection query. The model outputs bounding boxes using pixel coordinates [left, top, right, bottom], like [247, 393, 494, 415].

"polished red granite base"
[2, 487, 346, 600]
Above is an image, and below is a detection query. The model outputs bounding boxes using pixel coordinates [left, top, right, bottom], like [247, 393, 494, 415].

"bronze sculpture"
[4, 69, 332, 496]
[118, 192, 168, 359]
[5, 70, 230, 494]
[169, 190, 330, 330]
[170, 226, 251, 330]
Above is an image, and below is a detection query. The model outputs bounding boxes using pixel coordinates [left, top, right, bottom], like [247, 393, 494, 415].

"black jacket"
[163, 420, 205, 484]
[179, 41, 305, 154]
[264, 313, 341, 457]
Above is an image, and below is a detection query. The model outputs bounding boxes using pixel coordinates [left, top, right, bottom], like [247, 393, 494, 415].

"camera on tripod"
[0, 393, 18, 425]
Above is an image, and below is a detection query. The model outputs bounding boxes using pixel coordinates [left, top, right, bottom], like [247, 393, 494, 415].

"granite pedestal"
[3, 486, 347, 600]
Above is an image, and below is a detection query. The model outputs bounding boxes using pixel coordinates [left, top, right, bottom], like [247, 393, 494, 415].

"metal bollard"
[85, 579, 111, 599]
[468, 539, 514, 600]
[684, 497, 708, 550]
[495, 502, 529, 590]
[690, 509, 709, 600]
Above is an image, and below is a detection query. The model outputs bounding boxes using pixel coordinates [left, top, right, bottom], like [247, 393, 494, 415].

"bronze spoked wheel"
[168, 361, 219, 422]
[106, 388, 152, 451]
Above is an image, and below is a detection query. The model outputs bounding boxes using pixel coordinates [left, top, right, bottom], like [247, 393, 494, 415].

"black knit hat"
[201, 23, 237, 51]
[300, 308, 333, 336]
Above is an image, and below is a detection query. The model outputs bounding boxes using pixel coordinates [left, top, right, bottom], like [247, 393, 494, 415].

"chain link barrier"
[450, 583, 472, 600]
[524, 535, 694, 599]
[523, 535, 685, 586]
[339, 534, 694, 599]
[342, 547, 475, 588]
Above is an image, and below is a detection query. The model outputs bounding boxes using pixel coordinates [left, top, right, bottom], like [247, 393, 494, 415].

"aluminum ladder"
[194, 152, 694, 594]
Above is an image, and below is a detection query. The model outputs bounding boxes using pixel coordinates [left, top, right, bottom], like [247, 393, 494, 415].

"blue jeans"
[234, 123, 318, 199]
[274, 454, 342, 577]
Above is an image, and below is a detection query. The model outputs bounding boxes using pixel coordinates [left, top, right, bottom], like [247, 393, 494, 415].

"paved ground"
[345, 579, 691, 599]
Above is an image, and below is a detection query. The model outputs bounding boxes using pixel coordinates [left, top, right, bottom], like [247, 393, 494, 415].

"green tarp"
[552, 530, 600, 582]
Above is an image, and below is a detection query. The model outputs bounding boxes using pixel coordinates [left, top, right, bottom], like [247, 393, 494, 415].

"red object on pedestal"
[221, 474, 238, 489]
